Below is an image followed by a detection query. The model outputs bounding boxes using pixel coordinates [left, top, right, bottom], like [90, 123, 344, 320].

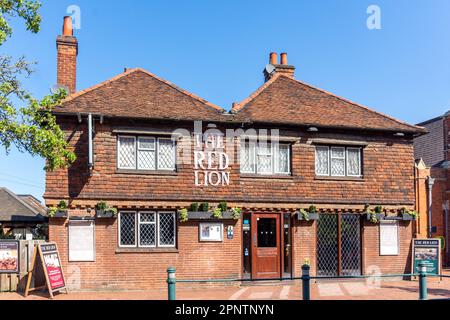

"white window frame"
[240, 141, 291, 175]
[315, 146, 363, 177]
[330, 147, 346, 177]
[137, 137, 156, 170]
[346, 147, 362, 177]
[138, 211, 156, 248]
[157, 211, 177, 248]
[315, 146, 330, 176]
[157, 138, 176, 170]
[118, 211, 137, 248]
[117, 136, 137, 170]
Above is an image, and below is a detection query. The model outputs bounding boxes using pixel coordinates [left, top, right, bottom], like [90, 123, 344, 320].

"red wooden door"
[251, 213, 281, 279]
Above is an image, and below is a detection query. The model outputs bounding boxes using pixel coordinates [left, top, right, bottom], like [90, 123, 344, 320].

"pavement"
[1, 275, 450, 300]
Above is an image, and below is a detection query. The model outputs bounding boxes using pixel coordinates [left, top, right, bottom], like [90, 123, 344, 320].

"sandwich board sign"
[412, 239, 441, 276]
[25, 242, 68, 298]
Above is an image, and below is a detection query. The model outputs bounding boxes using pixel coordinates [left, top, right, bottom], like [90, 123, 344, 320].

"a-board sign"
[412, 239, 441, 275]
[25, 242, 67, 298]
[0, 240, 19, 273]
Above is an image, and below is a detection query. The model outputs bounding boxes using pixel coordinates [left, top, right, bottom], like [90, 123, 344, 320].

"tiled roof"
[54, 68, 228, 122]
[0, 188, 46, 222]
[232, 74, 426, 133]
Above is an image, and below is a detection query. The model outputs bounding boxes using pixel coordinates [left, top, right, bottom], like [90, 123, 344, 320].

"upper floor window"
[315, 146, 362, 177]
[240, 142, 291, 175]
[117, 136, 176, 171]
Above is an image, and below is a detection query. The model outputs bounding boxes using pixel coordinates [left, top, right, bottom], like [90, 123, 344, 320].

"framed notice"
[0, 240, 19, 273]
[412, 239, 441, 276]
[199, 223, 223, 242]
[69, 220, 95, 261]
[379, 221, 399, 255]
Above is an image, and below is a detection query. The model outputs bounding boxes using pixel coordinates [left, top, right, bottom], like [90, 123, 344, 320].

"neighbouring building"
[0, 187, 47, 239]
[45, 17, 427, 290]
[414, 112, 450, 265]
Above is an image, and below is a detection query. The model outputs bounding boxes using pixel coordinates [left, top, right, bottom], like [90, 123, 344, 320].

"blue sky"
[1, 0, 450, 200]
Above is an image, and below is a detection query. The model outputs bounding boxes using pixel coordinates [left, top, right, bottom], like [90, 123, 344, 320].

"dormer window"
[117, 136, 176, 171]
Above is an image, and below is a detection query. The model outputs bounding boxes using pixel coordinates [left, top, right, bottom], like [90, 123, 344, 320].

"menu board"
[69, 220, 95, 261]
[199, 223, 223, 242]
[412, 239, 441, 275]
[0, 241, 19, 273]
[379, 221, 399, 255]
[40, 243, 66, 291]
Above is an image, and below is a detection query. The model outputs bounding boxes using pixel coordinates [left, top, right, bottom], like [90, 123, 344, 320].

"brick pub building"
[46, 17, 427, 290]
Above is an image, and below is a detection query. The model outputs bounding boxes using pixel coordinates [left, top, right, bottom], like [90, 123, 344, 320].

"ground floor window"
[119, 211, 176, 248]
[317, 214, 361, 276]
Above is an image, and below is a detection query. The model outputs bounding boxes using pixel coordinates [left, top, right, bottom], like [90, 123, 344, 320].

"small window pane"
[240, 142, 256, 173]
[257, 144, 272, 174]
[139, 224, 156, 246]
[347, 148, 361, 176]
[158, 212, 175, 246]
[120, 213, 136, 246]
[138, 150, 156, 170]
[315, 146, 329, 175]
[138, 137, 155, 150]
[158, 139, 175, 170]
[331, 147, 345, 176]
[276, 144, 290, 174]
[140, 212, 155, 223]
[118, 137, 136, 169]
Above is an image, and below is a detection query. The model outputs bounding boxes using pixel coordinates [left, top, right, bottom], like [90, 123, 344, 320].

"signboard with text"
[0, 240, 19, 273]
[412, 239, 441, 276]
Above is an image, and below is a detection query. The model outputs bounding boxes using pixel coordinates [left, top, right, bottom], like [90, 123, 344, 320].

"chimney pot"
[269, 52, 278, 65]
[280, 52, 288, 65]
[62, 16, 73, 36]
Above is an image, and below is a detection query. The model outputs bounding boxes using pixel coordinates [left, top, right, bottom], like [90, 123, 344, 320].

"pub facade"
[45, 17, 426, 290]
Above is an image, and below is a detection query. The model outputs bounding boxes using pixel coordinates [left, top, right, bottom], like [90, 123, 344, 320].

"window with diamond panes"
[315, 146, 362, 177]
[117, 136, 176, 171]
[158, 212, 176, 247]
[118, 137, 136, 169]
[240, 142, 290, 175]
[119, 212, 136, 247]
[119, 211, 176, 248]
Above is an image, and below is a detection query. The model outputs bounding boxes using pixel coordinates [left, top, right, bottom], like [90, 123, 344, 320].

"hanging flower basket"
[49, 209, 68, 218]
[95, 209, 117, 218]
[297, 211, 319, 221]
[366, 212, 385, 222]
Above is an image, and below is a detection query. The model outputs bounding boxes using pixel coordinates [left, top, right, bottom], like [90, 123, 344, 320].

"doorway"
[316, 214, 362, 276]
[251, 213, 281, 279]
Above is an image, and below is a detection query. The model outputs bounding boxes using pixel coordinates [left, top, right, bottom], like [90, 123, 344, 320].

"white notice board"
[379, 220, 399, 256]
[69, 220, 95, 261]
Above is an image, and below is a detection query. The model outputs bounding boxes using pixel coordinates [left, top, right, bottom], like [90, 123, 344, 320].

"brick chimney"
[56, 16, 78, 94]
[263, 52, 295, 82]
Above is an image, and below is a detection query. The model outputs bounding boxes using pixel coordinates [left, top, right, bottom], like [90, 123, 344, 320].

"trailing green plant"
[212, 207, 223, 219]
[95, 201, 117, 215]
[308, 205, 317, 213]
[231, 207, 242, 220]
[400, 207, 418, 219]
[374, 205, 383, 214]
[364, 204, 383, 223]
[47, 206, 58, 217]
[200, 202, 209, 212]
[299, 208, 310, 221]
[190, 202, 199, 212]
[57, 200, 68, 210]
[218, 201, 228, 212]
[179, 208, 188, 222]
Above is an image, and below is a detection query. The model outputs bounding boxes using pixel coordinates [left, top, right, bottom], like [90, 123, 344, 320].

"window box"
[366, 213, 385, 222]
[95, 209, 117, 219]
[51, 210, 68, 218]
[401, 213, 416, 221]
[180, 211, 235, 220]
[296, 212, 319, 221]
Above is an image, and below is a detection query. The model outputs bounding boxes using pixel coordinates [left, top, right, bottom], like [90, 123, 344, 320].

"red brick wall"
[50, 210, 241, 290]
[57, 37, 77, 94]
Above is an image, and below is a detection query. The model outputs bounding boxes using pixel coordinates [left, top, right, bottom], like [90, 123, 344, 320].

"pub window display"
[240, 142, 291, 175]
[117, 136, 176, 171]
[118, 211, 176, 248]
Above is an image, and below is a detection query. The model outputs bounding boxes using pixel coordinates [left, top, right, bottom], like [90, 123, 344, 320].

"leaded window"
[118, 136, 176, 171]
[240, 141, 291, 175]
[315, 146, 362, 177]
[119, 211, 176, 248]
